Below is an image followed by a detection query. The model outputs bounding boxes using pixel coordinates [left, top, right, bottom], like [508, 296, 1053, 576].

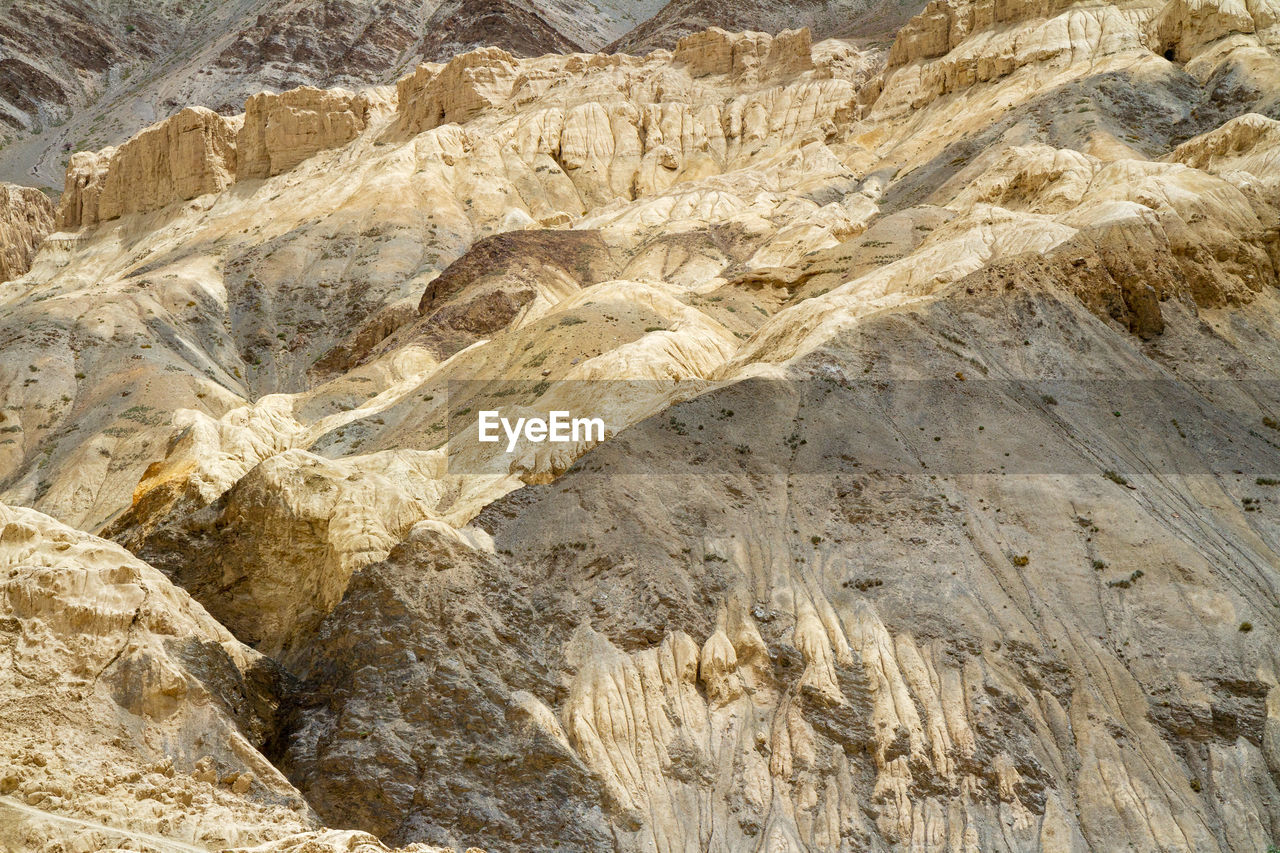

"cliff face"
[884, 0, 1082, 66]
[56, 90, 398, 226]
[394, 47, 521, 136]
[870, 0, 1280, 123]
[1151, 0, 1280, 62]
[3, 0, 1280, 849]
[673, 26, 817, 80]
[59, 108, 239, 229]
[0, 184, 53, 284]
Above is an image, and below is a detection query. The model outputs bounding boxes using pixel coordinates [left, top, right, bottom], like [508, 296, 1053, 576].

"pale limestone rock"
[1151, 0, 1280, 61]
[950, 144, 1099, 214]
[223, 829, 458, 852]
[58, 107, 238, 228]
[1168, 112, 1280, 185]
[150, 447, 452, 661]
[873, 3, 1156, 118]
[394, 47, 518, 137]
[56, 148, 112, 229]
[5, 18, 1280, 852]
[0, 183, 53, 283]
[0, 501, 314, 849]
[674, 26, 815, 81]
[237, 87, 390, 180]
[886, 0, 1082, 67]
[193, 757, 219, 785]
[698, 628, 743, 706]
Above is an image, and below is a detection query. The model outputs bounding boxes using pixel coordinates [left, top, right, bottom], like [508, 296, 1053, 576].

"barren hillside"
[1, 0, 1280, 850]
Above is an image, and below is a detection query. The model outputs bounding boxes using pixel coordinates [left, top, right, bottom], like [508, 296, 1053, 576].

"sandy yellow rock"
[0, 183, 53, 283]
[394, 47, 518, 137]
[59, 107, 239, 228]
[237, 87, 393, 180]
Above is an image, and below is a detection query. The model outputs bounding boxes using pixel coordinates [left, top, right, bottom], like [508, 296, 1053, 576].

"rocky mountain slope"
[609, 0, 927, 53]
[0, 0, 668, 190]
[2, 0, 1280, 849]
[0, 500, 312, 851]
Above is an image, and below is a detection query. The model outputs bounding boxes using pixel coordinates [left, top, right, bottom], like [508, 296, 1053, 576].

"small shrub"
[1108, 569, 1145, 589]
[1104, 470, 1129, 486]
[1011, 554, 1030, 567]
[1257, 477, 1278, 486]
[1239, 621, 1253, 633]
[847, 578, 884, 591]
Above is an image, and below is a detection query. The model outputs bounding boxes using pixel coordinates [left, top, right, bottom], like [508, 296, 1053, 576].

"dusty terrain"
[1, 0, 1280, 850]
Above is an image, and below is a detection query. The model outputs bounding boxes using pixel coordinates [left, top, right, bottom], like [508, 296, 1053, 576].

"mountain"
[2, 0, 1280, 850]
[0, 0, 667, 190]
[610, 0, 928, 53]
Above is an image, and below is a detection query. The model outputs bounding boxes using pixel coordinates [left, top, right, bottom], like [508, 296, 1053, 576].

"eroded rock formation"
[59, 107, 239, 228]
[394, 47, 520, 136]
[674, 26, 816, 80]
[0, 183, 53, 283]
[0, 502, 313, 850]
[238, 87, 391, 180]
[2, 0, 1280, 848]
